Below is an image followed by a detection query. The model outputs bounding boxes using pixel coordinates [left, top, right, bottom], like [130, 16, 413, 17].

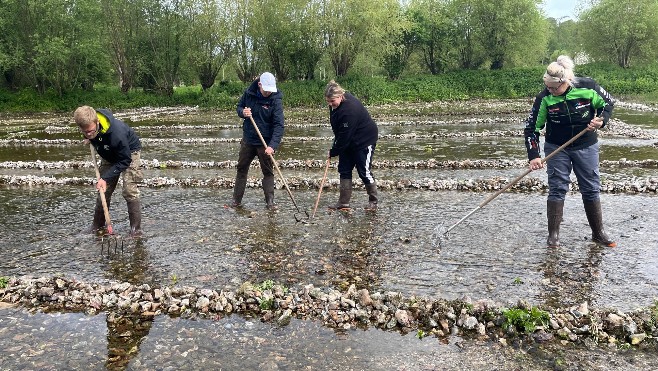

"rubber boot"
[127, 199, 142, 237]
[329, 179, 352, 210]
[364, 183, 378, 211]
[546, 200, 564, 248]
[583, 200, 616, 247]
[231, 173, 247, 207]
[263, 175, 277, 210]
[88, 199, 105, 233]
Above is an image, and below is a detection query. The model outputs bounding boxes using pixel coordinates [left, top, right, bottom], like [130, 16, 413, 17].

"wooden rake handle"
[90, 143, 113, 234]
[247, 115, 304, 214]
[312, 158, 331, 218]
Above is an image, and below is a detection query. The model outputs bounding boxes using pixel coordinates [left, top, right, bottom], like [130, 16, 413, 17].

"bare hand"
[529, 158, 544, 171]
[243, 107, 252, 118]
[96, 178, 107, 192]
[588, 116, 603, 131]
[265, 146, 275, 156]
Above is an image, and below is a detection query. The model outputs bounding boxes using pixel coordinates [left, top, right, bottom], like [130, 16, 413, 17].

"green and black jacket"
[523, 76, 614, 161]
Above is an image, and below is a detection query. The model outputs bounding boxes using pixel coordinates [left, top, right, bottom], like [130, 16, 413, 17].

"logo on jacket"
[574, 100, 591, 110]
[261, 104, 270, 110]
[104, 145, 110, 151]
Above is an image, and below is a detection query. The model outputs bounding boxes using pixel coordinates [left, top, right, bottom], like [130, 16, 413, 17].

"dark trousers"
[337, 144, 376, 185]
[236, 141, 274, 179]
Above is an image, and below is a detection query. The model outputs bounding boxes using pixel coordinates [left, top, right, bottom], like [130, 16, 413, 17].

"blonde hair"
[324, 80, 345, 99]
[74, 106, 98, 127]
[543, 55, 575, 84]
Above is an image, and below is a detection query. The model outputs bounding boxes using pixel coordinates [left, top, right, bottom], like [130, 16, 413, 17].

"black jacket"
[329, 93, 378, 157]
[236, 78, 285, 149]
[90, 109, 141, 181]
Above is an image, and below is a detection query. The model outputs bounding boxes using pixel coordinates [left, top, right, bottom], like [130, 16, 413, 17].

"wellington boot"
[546, 200, 564, 248]
[263, 175, 277, 210]
[231, 173, 247, 207]
[329, 179, 352, 210]
[127, 199, 142, 237]
[87, 201, 106, 233]
[364, 183, 378, 211]
[583, 200, 616, 247]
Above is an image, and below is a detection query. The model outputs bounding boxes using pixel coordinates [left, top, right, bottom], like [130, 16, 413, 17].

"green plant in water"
[171, 274, 178, 285]
[423, 145, 433, 153]
[256, 279, 275, 291]
[259, 298, 274, 310]
[255, 279, 288, 294]
[0, 276, 7, 289]
[513, 277, 524, 285]
[416, 329, 427, 339]
[503, 306, 549, 334]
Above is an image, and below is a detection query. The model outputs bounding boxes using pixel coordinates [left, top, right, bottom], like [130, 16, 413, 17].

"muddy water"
[1, 101, 657, 369]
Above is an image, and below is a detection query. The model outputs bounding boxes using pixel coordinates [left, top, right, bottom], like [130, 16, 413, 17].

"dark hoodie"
[90, 108, 141, 181]
[329, 92, 378, 157]
[236, 78, 285, 149]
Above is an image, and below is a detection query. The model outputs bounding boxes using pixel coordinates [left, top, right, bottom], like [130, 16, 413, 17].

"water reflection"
[540, 244, 604, 308]
[105, 313, 153, 370]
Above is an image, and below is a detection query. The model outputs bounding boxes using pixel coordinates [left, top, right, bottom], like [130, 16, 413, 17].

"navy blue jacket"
[90, 109, 141, 181]
[329, 92, 378, 157]
[236, 78, 285, 149]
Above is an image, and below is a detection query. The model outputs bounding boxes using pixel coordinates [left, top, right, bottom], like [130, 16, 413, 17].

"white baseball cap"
[260, 72, 277, 92]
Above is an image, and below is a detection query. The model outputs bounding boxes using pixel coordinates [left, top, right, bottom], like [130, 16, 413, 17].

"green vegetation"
[502, 306, 550, 334]
[3, 63, 658, 113]
[513, 277, 524, 285]
[3, 0, 658, 103]
[0, 276, 7, 289]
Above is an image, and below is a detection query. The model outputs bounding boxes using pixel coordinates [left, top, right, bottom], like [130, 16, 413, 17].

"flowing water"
[1, 101, 657, 369]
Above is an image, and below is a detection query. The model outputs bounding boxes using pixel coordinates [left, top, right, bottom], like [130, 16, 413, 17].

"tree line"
[1, 0, 657, 97]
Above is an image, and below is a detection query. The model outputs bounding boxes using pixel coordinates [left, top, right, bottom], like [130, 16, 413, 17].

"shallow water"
[1, 101, 657, 369]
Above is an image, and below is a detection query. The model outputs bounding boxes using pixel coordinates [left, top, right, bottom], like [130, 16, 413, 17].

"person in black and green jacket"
[524, 55, 616, 248]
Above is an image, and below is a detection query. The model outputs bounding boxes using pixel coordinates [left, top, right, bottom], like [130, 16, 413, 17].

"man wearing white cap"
[232, 72, 285, 209]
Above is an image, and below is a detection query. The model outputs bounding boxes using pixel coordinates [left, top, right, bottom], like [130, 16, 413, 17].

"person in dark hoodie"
[524, 55, 615, 248]
[74, 105, 143, 236]
[324, 80, 379, 210]
[232, 72, 285, 209]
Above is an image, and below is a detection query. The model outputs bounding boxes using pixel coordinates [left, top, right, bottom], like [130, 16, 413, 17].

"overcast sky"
[540, 0, 582, 20]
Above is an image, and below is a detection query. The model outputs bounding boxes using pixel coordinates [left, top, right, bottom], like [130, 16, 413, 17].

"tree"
[323, 0, 400, 77]
[181, 0, 234, 90]
[579, 0, 658, 67]
[101, 0, 147, 92]
[0, 0, 108, 94]
[139, 0, 185, 95]
[471, 0, 547, 69]
[232, 0, 261, 82]
[408, 0, 457, 74]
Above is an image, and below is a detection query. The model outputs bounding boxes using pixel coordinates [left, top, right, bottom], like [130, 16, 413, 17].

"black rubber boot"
[583, 200, 616, 247]
[88, 200, 105, 233]
[364, 183, 378, 211]
[263, 175, 277, 210]
[127, 199, 142, 237]
[232, 173, 247, 207]
[546, 200, 564, 248]
[329, 179, 352, 210]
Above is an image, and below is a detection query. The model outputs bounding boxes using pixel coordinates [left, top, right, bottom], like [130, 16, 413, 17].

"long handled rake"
[90, 144, 123, 254]
[437, 126, 591, 245]
[248, 116, 309, 222]
[312, 158, 331, 218]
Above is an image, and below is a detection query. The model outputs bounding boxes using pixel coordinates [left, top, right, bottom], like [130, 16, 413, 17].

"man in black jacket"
[324, 80, 379, 210]
[232, 72, 285, 209]
[75, 105, 143, 236]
